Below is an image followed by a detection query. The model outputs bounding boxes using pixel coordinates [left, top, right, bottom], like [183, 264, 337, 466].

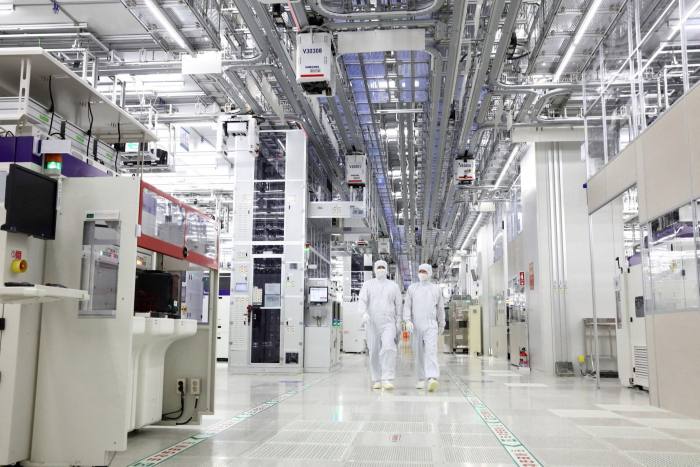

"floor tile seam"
[125, 373, 333, 467]
[579, 430, 655, 466]
[446, 369, 544, 467]
[617, 415, 700, 443]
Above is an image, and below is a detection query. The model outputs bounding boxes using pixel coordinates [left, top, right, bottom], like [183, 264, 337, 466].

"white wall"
[526, 143, 554, 373]
[559, 143, 600, 365]
[476, 220, 494, 355]
[479, 141, 596, 374]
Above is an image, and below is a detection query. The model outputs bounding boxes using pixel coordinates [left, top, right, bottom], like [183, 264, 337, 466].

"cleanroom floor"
[113, 350, 700, 467]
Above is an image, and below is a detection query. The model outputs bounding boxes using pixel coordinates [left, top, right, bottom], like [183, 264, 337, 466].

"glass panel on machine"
[185, 211, 218, 260]
[251, 257, 282, 364]
[253, 181, 285, 242]
[141, 188, 185, 246]
[647, 203, 700, 313]
[79, 220, 121, 317]
[255, 133, 286, 180]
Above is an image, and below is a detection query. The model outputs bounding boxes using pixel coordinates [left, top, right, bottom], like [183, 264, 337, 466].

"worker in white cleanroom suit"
[359, 260, 402, 390]
[403, 264, 445, 392]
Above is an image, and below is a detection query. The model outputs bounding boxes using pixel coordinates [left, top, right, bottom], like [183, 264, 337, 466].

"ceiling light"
[375, 108, 423, 114]
[668, 0, 700, 39]
[143, 0, 192, 53]
[553, 0, 603, 81]
[460, 213, 483, 250]
[493, 145, 521, 188]
[639, 0, 700, 76]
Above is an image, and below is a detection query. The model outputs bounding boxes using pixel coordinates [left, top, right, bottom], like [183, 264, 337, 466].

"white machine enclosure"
[490, 300, 508, 358]
[304, 278, 341, 372]
[31, 177, 140, 465]
[616, 263, 649, 389]
[341, 300, 365, 353]
[30, 177, 217, 465]
[217, 293, 231, 360]
[0, 183, 46, 465]
[345, 154, 368, 186]
[228, 127, 308, 373]
[296, 31, 335, 96]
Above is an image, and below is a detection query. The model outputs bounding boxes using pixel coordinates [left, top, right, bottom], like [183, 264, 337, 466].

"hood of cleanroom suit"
[360, 260, 401, 327]
[403, 264, 445, 331]
[418, 263, 433, 281]
[373, 259, 388, 278]
[418, 264, 432, 276]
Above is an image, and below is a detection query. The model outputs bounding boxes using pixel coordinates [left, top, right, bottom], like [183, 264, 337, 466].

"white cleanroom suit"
[403, 264, 445, 387]
[359, 260, 402, 388]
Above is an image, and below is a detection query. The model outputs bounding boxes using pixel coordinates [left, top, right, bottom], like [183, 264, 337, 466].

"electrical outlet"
[176, 378, 186, 394]
[189, 378, 201, 395]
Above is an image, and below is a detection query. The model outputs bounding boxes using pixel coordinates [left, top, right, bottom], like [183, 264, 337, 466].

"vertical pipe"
[557, 144, 570, 360]
[599, 48, 609, 164]
[399, 117, 409, 243]
[627, 3, 638, 139]
[112, 77, 118, 104]
[634, 0, 647, 129]
[120, 81, 126, 109]
[679, 0, 690, 92]
[553, 145, 565, 360]
[583, 76, 591, 177]
[408, 116, 416, 257]
[502, 211, 509, 330]
[588, 214, 601, 389]
[92, 58, 98, 88]
[82, 51, 89, 80]
[547, 145, 562, 363]
[663, 67, 670, 109]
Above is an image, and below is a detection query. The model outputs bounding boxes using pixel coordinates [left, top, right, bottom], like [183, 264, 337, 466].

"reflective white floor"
[113, 350, 700, 467]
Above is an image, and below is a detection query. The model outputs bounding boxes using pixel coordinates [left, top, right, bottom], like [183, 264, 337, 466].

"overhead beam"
[337, 29, 426, 54]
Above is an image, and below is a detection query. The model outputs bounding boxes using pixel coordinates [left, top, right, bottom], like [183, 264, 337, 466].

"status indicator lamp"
[44, 154, 63, 175]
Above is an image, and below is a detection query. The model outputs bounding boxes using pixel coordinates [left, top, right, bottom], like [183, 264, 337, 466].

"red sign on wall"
[519, 271, 525, 287]
[528, 262, 535, 290]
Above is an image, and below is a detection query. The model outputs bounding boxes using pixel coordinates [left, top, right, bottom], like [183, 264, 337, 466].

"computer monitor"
[134, 270, 179, 316]
[124, 142, 140, 153]
[1, 164, 58, 239]
[309, 286, 328, 303]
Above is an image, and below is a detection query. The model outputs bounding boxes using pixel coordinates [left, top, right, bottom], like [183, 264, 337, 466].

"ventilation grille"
[633, 346, 649, 378]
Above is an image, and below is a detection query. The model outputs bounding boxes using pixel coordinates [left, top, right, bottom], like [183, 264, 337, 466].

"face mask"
[376, 269, 387, 279]
[418, 272, 429, 281]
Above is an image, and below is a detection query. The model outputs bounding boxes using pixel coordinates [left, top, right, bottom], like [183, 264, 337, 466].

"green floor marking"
[128, 375, 330, 467]
[447, 368, 544, 467]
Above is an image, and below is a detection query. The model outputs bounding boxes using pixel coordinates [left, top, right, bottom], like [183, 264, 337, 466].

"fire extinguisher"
[519, 347, 529, 367]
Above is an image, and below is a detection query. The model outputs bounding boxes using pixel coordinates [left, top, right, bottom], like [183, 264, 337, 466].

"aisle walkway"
[113, 352, 700, 466]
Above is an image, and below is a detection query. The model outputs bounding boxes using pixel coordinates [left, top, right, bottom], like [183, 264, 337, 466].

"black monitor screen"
[2, 164, 58, 239]
[134, 270, 179, 316]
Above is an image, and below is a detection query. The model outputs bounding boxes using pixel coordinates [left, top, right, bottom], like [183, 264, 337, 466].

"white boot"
[372, 381, 381, 390]
[427, 378, 439, 392]
[382, 380, 395, 390]
[416, 380, 425, 389]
